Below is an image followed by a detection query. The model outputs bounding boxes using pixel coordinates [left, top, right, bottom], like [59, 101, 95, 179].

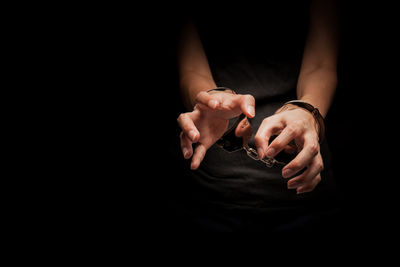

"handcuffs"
[210, 87, 325, 168]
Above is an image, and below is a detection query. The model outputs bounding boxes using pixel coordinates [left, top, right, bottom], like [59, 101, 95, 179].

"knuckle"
[318, 162, 324, 172]
[194, 93, 202, 102]
[289, 161, 301, 171]
[197, 91, 207, 98]
[262, 117, 271, 124]
[254, 134, 264, 145]
[178, 113, 188, 120]
[177, 114, 184, 124]
[271, 140, 283, 149]
[286, 123, 301, 136]
[308, 143, 319, 156]
[195, 91, 208, 103]
[315, 160, 324, 172]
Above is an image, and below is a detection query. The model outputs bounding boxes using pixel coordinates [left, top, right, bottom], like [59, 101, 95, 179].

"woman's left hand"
[254, 105, 324, 194]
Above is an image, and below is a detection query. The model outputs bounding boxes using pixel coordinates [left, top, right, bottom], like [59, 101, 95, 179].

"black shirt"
[174, 1, 339, 218]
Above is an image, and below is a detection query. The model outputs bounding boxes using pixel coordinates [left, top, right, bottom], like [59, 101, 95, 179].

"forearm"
[296, 0, 339, 118]
[179, 71, 216, 110]
[296, 66, 337, 118]
[178, 22, 216, 110]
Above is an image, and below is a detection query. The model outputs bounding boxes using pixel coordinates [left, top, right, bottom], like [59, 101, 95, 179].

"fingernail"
[189, 130, 197, 141]
[282, 168, 293, 178]
[209, 100, 219, 109]
[247, 106, 255, 117]
[257, 147, 264, 159]
[266, 147, 275, 157]
[183, 148, 190, 158]
[190, 161, 198, 170]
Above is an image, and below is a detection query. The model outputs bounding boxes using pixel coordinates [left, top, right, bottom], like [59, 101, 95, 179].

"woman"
[175, 0, 340, 232]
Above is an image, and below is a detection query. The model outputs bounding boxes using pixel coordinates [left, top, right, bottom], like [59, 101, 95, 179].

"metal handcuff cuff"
[209, 87, 325, 168]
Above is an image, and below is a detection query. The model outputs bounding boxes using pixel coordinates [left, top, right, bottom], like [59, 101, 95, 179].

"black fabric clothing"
[167, 1, 341, 232]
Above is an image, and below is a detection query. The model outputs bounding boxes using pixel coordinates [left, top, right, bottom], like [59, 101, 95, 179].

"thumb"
[239, 94, 256, 118]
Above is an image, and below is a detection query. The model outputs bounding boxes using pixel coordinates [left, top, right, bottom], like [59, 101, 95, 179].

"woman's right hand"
[177, 90, 255, 169]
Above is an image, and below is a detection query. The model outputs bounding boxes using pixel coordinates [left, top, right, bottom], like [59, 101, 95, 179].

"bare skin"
[177, 90, 255, 170]
[177, 0, 339, 194]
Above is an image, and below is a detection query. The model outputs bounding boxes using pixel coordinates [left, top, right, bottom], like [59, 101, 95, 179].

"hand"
[177, 90, 255, 169]
[254, 105, 323, 194]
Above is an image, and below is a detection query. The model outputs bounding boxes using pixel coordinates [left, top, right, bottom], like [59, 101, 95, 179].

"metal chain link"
[243, 146, 286, 168]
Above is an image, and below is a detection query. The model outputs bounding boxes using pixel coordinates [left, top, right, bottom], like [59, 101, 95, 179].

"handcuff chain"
[243, 146, 286, 168]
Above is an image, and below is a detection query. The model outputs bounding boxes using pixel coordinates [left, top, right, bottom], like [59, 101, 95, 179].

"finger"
[235, 117, 253, 147]
[254, 116, 284, 159]
[221, 97, 235, 110]
[281, 137, 319, 178]
[265, 123, 302, 158]
[190, 144, 207, 170]
[195, 91, 219, 109]
[286, 155, 324, 188]
[238, 94, 256, 118]
[180, 132, 193, 159]
[235, 117, 253, 138]
[296, 174, 322, 194]
[177, 113, 199, 142]
[284, 144, 297, 154]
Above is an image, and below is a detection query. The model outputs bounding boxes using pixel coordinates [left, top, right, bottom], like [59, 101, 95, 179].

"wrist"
[183, 82, 217, 110]
[275, 103, 299, 114]
[298, 95, 329, 118]
[276, 100, 325, 143]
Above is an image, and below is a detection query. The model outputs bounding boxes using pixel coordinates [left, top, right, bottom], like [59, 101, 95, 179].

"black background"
[71, 1, 399, 236]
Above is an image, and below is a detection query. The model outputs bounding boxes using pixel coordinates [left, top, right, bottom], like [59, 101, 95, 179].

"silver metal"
[243, 146, 286, 168]
[215, 112, 289, 168]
